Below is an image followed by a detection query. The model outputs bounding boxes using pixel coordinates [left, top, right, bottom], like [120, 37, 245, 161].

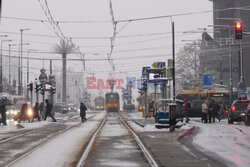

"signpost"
[238, 82, 247, 98]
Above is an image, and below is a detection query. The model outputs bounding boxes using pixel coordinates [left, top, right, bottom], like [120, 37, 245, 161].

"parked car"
[53, 102, 69, 114]
[228, 100, 249, 124]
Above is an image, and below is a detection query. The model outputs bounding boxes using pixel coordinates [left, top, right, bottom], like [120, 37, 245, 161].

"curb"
[177, 126, 196, 141]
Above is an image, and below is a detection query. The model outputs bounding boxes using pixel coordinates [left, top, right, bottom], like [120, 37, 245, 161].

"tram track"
[3, 113, 98, 167]
[120, 116, 159, 167]
[0, 113, 81, 145]
[76, 113, 159, 167]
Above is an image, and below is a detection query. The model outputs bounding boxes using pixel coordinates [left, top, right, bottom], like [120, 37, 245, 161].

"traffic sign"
[152, 62, 166, 68]
[204, 74, 212, 86]
[157, 62, 166, 68]
[239, 90, 246, 95]
[142, 67, 150, 76]
[238, 82, 246, 90]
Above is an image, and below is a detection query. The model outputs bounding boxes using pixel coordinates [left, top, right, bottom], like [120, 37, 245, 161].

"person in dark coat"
[19, 103, 28, 123]
[0, 98, 7, 125]
[212, 102, 221, 122]
[80, 102, 87, 122]
[44, 99, 56, 122]
[39, 102, 45, 120]
[32, 102, 40, 122]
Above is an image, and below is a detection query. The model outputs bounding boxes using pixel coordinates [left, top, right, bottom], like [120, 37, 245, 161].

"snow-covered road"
[186, 119, 250, 167]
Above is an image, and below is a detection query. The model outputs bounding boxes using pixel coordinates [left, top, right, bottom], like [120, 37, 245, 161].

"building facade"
[207, 0, 250, 89]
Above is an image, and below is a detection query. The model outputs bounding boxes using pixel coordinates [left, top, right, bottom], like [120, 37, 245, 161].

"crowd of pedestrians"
[201, 98, 222, 123]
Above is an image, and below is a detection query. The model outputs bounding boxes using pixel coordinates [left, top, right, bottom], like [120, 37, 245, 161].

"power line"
[2, 6, 250, 24]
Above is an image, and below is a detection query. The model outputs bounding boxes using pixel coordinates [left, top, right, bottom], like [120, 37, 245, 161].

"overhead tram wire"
[2, 6, 250, 24]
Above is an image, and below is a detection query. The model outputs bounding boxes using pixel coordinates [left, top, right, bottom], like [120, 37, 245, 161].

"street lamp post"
[20, 28, 29, 95]
[8, 44, 16, 86]
[26, 49, 35, 99]
[0, 39, 12, 93]
[18, 42, 29, 95]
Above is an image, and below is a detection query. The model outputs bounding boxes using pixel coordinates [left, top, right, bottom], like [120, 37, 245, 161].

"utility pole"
[20, 28, 29, 95]
[239, 40, 243, 82]
[0, 39, 12, 92]
[50, 59, 52, 75]
[172, 21, 176, 100]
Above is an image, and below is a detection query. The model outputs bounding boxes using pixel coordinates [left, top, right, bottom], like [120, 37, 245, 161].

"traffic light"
[51, 87, 56, 94]
[40, 85, 44, 95]
[138, 80, 147, 94]
[27, 83, 33, 91]
[235, 21, 243, 39]
[35, 83, 39, 92]
[142, 81, 147, 90]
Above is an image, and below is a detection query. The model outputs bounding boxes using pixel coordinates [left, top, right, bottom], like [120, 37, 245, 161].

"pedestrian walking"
[80, 102, 87, 122]
[44, 99, 56, 122]
[32, 102, 40, 122]
[19, 103, 28, 123]
[201, 100, 208, 123]
[39, 102, 45, 120]
[212, 102, 221, 122]
[183, 98, 191, 123]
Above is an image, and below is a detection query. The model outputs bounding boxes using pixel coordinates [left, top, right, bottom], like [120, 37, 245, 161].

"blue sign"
[204, 74, 212, 86]
[157, 62, 166, 68]
[142, 67, 150, 76]
[238, 82, 246, 90]
[240, 90, 246, 95]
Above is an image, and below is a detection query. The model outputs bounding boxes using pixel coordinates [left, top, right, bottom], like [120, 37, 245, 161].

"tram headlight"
[13, 111, 18, 116]
[27, 109, 33, 116]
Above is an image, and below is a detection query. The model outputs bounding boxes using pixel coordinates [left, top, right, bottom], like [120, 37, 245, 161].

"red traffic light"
[235, 22, 242, 30]
[235, 21, 243, 39]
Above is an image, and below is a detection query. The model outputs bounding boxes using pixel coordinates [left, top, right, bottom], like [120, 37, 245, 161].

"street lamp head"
[9, 43, 17, 46]
[20, 28, 30, 31]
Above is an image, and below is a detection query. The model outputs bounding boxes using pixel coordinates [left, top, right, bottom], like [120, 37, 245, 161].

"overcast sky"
[0, 0, 213, 96]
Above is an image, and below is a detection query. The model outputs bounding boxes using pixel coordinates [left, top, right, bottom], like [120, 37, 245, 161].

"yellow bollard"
[142, 109, 145, 118]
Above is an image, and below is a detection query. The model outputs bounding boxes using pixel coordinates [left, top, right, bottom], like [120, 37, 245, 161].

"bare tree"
[53, 39, 75, 102]
[176, 44, 202, 89]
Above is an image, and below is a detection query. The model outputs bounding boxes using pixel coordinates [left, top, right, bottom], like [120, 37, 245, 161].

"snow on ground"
[11, 112, 106, 167]
[101, 117, 129, 137]
[188, 118, 250, 167]
[127, 112, 144, 120]
[126, 112, 250, 167]
[92, 116, 144, 167]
